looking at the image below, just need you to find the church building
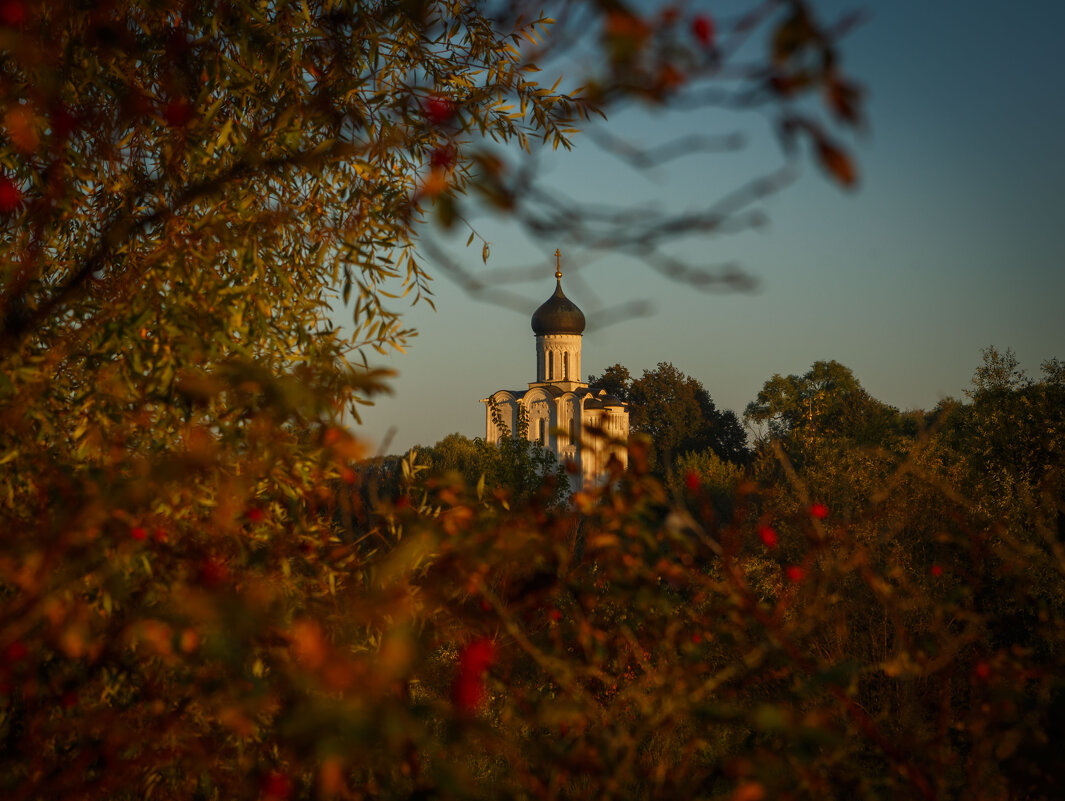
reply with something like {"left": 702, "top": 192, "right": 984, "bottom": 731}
{"left": 482, "top": 251, "right": 629, "bottom": 491}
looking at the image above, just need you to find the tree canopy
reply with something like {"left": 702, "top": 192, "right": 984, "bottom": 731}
{"left": 590, "top": 361, "right": 748, "bottom": 472}
{"left": 744, "top": 359, "right": 907, "bottom": 451}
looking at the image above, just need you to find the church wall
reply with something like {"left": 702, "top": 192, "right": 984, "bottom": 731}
{"left": 606, "top": 408, "right": 630, "bottom": 472}
{"left": 555, "top": 395, "right": 582, "bottom": 489}
{"left": 534, "top": 334, "right": 581, "bottom": 383}
{"left": 558, "top": 395, "right": 580, "bottom": 450}
{"left": 578, "top": 403, "right": 630, "bottom": 487}
{"left": 522, "top": 388, "right": 556, "bottom": 450}
{"left": 579, "top": 407, "right": 602, "bottom": 487}
{"left": 484, "top": 392, "right": 519, "bottom": 443}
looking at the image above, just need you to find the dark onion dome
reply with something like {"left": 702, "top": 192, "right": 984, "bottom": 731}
{"left": 600, "top": 393, "right": 625, "bottom": 407}
{"left": 531, "top": 278, "right": 586, "bottom": 335}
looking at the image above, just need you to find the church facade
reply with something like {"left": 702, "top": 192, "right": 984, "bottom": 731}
{"left": 481, "top": 252, "right": 629, "bottom": 491}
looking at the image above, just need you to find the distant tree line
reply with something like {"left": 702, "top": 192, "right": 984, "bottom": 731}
{"left": 359, "top": 361, "right": 750, "bottom": 515}
{"left": 363, "top": 348, "right": 1064, "bottom": 555}
{"left": 325, "top": 346, "right": 1065, "bottom": 801}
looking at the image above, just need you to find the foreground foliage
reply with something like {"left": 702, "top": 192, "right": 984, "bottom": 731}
{"left": 2, "top": 351, "right": 1062, "bottom": 801}
{"left": 7, "top": 2, "right": 1061, "bottom": 800}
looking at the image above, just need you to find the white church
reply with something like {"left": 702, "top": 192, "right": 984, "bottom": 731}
{"left": 482, "top": 251, "right": 629, "bottom": 491}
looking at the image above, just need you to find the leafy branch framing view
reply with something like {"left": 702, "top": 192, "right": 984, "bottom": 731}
{"left": 0, "top": 2, "right": 1061, "bottom": 801}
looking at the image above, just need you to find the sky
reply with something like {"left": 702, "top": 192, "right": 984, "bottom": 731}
{"left": 345, "top": 0, "right": 1065, "bottom": 455}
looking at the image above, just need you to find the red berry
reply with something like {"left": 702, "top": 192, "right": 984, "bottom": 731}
{"left": 452, "top": 642, "right": 494, "bottom": 710}
{"left": 549, "top": 608, "right": 562, "bottom": 622}
{"left": 758, "top": 526, "right": 778, "bottom": 549}
{"left": 430, "top": 145, "right": 455, "bottom": 169}
{"left": 261, "top": 771, "right": 292, "bottom": 801}
{"left": 691, "top": 14, "right": 715, "bottom": 47}
{"left": 423, "top": 96, "right": 454, "bottom": 125}
{"left": 691, "top": 632, "right": 702, "bottom": 644}
{"left": 656, "top": 63, "right": 685, "bottom": 92}
{"left": 809, "top": 503, "right": 829, "bottom": 519}
{"left": 0, "top": 177, "right": 22, "bottom": 214}
{"left": 246, "top": 507, "right": 265, "bottom": 523}
{"left": 163, "top": 99, "right": 191, "bottom": 127}
{"left": 785, "top": 565, "right": 805, "bottom": 584}
{"left": 50, "top": 107, "right": 77, "bottom": 140}
{"left": 973, "top": 661, "right": 991, "bottom": 681}
{"left": 684, "top": 470, "right": 700, "bottom": 492}
{"left": 130, "top": 526, "right": 148, "bottom": 541}
{"left": 0, "top": 1, "right": 26, "bottom": 27}
{"left": 930, "top": 564, "right": 943, "bottom": 577}
{"left": 452, "top": 638, "right": 495, "bottom": 713}
{"left": 5, "top": 641, "right": 28, "bottom": 663}
{"left": 459, "top": 638, "right": 497, "bottom": 674}
{"left": 198, "top": 559, "right": 228, "bottom": 588}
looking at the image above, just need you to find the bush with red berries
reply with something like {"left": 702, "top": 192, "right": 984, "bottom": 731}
{"left": 4, "top": 2, "right": 1050, "bottom": 800}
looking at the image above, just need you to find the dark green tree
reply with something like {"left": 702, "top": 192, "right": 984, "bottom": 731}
{"left": 434, "top": 430, "right": 569, "bottom": 507}
{"left": 591, "top": 361, "right": 748, "bottom": 474}
{"left": 418, "top": 433, "right": 490, "bottom": 487}
{"left": 586, "top": 363, "right": 632, "bottom": 403}
{"left": 946, "top": 347, "right": 1065, "bottom": 524}
{"left": 744, "top": 359, "right": 907, "bottom": 452}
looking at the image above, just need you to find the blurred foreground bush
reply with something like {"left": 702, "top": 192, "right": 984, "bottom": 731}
{"left": 3, "top": 1, "right": 1060, "bottom": 799}
{"left": 3, "top": 414, "right": 1063, "bottom": 800}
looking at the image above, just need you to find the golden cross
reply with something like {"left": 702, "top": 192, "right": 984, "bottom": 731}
{"left": 554, "top": 248, "right": 562, "bottom": 279}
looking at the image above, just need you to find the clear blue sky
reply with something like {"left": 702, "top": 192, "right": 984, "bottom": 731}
{"left": 346, "top": 0, "right": 1065, "bottom": 454}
